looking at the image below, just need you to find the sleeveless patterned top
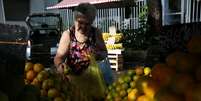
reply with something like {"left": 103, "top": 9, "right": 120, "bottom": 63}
{"left": 66, "top": 26, "right": 96, "bottom": 74}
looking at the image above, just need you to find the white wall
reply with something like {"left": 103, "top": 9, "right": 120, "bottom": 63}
{"left": 30, "top": 0, "right": 45, "bottom": 14}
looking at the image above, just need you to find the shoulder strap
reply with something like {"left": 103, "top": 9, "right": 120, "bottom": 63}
{"left": 68, "top": 26, "right": 76, "bottom": 41}
{"left": 90, "top": 26, "right": 97, "bottom": 44}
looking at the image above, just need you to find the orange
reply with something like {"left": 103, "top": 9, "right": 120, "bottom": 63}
{"left": 31, "top": 78, "right": 40, "bottom": 87}
{"left": 154, "top": 88, "right": 182, "bottom": 101}
{"left": 166, "top": 51, "right": 183, "bottom": 67}
{"left": 33, "top": 63, "right": 44, "bottom": 73}
{"left": 47, "top": 88, "right": 59, "bottom": 98}
{"left": 170, "top": 73, "right": 194, "bottom": 95}
{"left": 26, "top": 70, "right": 36, "bottom": 81}
{"left": 136, "top": 95, "right": 152, "bottom": 101}
{"left": 40, "top": 89, "right": 47, "bottom": 96}
{"left": 135, "top": 66, "right": 144, "bottom": 75}
{"left": 128, "top": 88, "right": 138, "bottom": 101}
{"left": 184, "top": 84, "right": 194, "bottom": 101}
{"left": 54, "top": 97, "right": 64, "bottom": 101}
{"left": 143, "top": 78, "right": 160, "bottom": 98}
{"left": 191, "top": 84, "right": 201, "bottom": 101}
{"left": 176, "top": 53, "right": 195, "bottom": 73}
{"left": 36, "top": 70, "right": 49, "bottom": 82}
{"left": 195, "top": 65, "right": 201, "bottom": 82}
{"left": 25, "top": 62, "right": 34, "bottom": 72}
{"left": 42, "top": 79, "right": 54, "bottom": 90}
{"left": 24, "top": 79, "right": 30, "bottom": 85}
{"left": 151, "top": 63, "right": 175, "bottom": 86}
{"left": 187, "top": 35, "right": 201, "bottom": 54}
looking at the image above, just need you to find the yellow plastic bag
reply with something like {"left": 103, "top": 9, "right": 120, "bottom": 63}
{"left": 68, "top": 54, "right": 106, "bottom": 101}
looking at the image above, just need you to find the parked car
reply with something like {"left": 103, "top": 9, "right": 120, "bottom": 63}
{"left": 25, "top": 13, "right": 62, "bottom": 65}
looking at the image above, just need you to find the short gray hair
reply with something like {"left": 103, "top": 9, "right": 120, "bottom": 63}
{"left": 74, "top": 3, "right": 97, "bottom": 24}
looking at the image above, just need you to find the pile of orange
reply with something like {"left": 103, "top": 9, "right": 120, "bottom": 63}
{"left": 24, "top": 62, "right": 67, "bottom": 101}
{"left": 105, "top": 35, "right": 201, "bottom": 101}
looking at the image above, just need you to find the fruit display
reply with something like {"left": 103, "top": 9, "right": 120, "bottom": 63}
{"left": 105, "top": 35, "right": 201, "bottom": 101}
{"left": 102, "top": 32, "right": 124, "bottom": 50}
{"left": 106, "top": 43, "right": 123, "bottom": 50}
{"left": 105, "top": 66, "right": 152, "bottom": 101}
{"left": 24, "top": 62, "right": 72, "bottom": 101}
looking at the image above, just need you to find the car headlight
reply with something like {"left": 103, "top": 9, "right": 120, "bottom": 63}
{"left": 50, "top": 47, "right": 57, "bottom": 55}
{"left": 26, "top": 40, "right": 31, "bottom": 60}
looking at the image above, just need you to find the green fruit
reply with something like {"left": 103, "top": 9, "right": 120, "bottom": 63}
{"left": 130, "top": 81, "right": 136, "bottom": 88}
{"left": 127, "top": 88, "right": 132, "bottom": 93}
{"left": 54, "top": 97, "right": 64, "bottom": 101}
{"left": 111, "top": 91, "right": 118, "bottom": 97}
{"left": 122, "top": 96, "right": 128, "bottom": 101}
{"left": 112, "top": 82, "right": 117, "bottom": 87}
{"left": 25, "top": 62, "right": 34, "bottom": 72}
{"left": 127, "top": 70, "right": 135, "bottom": 77}
{"left": 133, "top": 75, "right": 140, "bottom": 81}
{"left": 116, "top": 85, "right": 122, "bottom": 92}
{"left": 144, "top": 67, "right": 151, "bottom": 76}
{"left": 124, "top": 76, "right": 132, "bottom": 83}
{"left": 37, "top": 70, "right": 48, "bottom": 82}
{"left": 42, "top": 79, "right": 54, "bottom": 90}
{"left": 64, "top": 66, "right": 70, "bottom": 75}
{"left": 47, "top": 88, "right": 59, "bottom": 98}
{"left": 108, "top": 85, "right": 113, "bottom": 91}
{"left": 106, "top": 93, "right": 113, "bottom": 100}
{"left": 114, "top": 96, "right": 122, "bottom": 101}
{"left": 117, "top": 77, "right": 124, "bottom": 84}
{"left": 0, "top": 91, "right": 9, "bottom": 101}
{"left": 121, "top": 83, "right": 129, "bottom": 90}
{"left": 119, "top": 90, "right": 127, "bottom": 97}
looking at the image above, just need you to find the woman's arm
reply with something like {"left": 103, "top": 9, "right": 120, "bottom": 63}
{"left": 54, "top": 30, "right": 70, "bottom": 67}
{"left": 95, "top": 28, "right": 108, "bottom": 61}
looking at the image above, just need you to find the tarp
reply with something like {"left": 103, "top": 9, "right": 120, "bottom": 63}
{"left": 46, "top": 0, "right": 121, "bottom": 9}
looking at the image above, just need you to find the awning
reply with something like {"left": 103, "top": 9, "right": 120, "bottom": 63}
{"left": 46, "top": 0, "right": 133, "bottom": 10}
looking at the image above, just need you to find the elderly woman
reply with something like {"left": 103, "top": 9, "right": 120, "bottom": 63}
{"left": 54, "top": 3, "right": 110, "bottom": 100}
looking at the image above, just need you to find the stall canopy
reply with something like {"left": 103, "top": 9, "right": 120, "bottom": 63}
{"left": 46, "top": 0, "right": 135, "bottom": 9}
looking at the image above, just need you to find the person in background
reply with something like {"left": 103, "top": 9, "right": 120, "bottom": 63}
{"left": 54, "top": 3, "right": 113, "bottom": 100}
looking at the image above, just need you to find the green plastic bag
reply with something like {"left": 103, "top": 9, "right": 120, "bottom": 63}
{"left": 68, "top": 54, "right": 106, "bottom": 101}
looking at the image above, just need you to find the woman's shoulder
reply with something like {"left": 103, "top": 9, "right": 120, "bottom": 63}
{"left": 62, "top": 30, "right": 70, "bottom": 35}
{"left": 61, "top": 29, "right": 71, "bottom": 40}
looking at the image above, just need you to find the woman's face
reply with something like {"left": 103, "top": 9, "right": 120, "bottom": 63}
{"left": 75, "top": 16, "right": 91, "bottom": 35}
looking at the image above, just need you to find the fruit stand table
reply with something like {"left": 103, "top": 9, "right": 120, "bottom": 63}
{"left": 107, "top": 49, "right": 124, "bottom": 71}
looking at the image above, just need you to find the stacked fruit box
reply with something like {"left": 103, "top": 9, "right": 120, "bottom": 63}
{"left": 102, "top": 32, "right": 124, "bottom": 71}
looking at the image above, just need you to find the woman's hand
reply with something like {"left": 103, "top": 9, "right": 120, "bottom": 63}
{"left": 56, "top": 63, "right": 66, "bottom": 74}
{"left": 56, "top": 63, "right": 71, "bottom": 75}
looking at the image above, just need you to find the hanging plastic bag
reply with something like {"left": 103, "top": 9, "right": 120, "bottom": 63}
{"left": 97, "top": 57, "right": 114, "bottom": 86}
{"left": 68, "top": 54, "right": 107, "bottom": 101}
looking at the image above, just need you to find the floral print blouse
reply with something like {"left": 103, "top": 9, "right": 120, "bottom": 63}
{"left": 66, "top": 26, "right": 96, "bottom": 74}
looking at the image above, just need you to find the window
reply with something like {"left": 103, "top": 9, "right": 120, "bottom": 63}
{"left": 3, "top": 0, "right": 29, "bottom": 21}
{"left": 162, "top": 0, "right": 184, "bottom": 25}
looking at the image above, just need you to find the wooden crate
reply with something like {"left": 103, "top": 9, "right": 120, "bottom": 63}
{"left": 107, "top": 49, "right": 124, "bottom": 71}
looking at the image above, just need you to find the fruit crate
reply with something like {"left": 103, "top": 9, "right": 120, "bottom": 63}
{"left": 107, "top": 49, "right": 124, "bottom": 71}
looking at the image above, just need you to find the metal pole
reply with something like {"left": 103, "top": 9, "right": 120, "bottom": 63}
{"left": 181, "top": 0, "right": 185, "bottom": 23}
{"left": 196, "top": 0, "right": 199, "bottom": 21}
{"left": 192, "top": 0, "right": 195, "bottom": 22}
{"left": 0, "top": 0, "right": 6, "bottom": 23}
